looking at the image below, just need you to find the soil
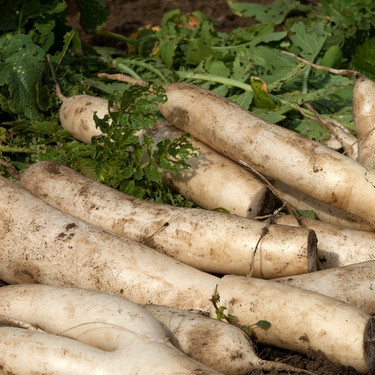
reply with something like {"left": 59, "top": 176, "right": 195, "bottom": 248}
{"left": 65, "top": 1, "right": 367, "bottom": 374}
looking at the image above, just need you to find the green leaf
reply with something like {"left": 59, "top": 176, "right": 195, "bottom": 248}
{"left": 250, "top": 77, "right": 278, "bottom": 109}
{"left": 294, "top": 210, "right": 316, "bottom": 219}
{"left": 289, "top": 21, "right": 328, "bottom": 60}
{"left": 74, "top": 0, "right": 109, "bottom": 33}
{"left": 255, "top": 320, "right": 271, "bottom": 329}
{"left": 0, "top": 33, "right": 45, "bottom": 119}
{"left": 227, "top": 0, "right": 306, "bottom": 25}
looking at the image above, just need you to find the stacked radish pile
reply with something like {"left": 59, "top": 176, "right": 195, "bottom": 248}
{"left": 0, "top": 68, "right": 374, "bottom": 374}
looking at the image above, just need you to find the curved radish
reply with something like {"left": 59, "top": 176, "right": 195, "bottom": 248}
{"left": 353, "top": 75, "right": 375, "bottom": 168}
{"left": 144, "top": 304, "right": 316, "bottom": 375}
{"left": 19, "top": 161, "right": 317, "bottom": 278}
{"left": 275, "top": 260, "right": 375, "bottom": 314}
{"left": 157, "top": 82, "right": 375, "bottom": 225}
{"left": 0, "top": 284, "right": 219, "bottom": 375}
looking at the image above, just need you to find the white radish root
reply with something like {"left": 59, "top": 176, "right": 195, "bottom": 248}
{"left": 353, "top": 75, "right": 375, "bottom": 168}
{"left": 275, "top": 260, "right": 375, "bottom": 314}
{"left": 56, "top": 86, "right": 109, "bottom": 144}
{"left": 147, "top": 121, "right": 274, "bottom": 218}
{"left": 275, "top": 214, "right": 375, "bottom": 268}
{"left": 56, "top": 80, "right": 273, "bottom": 218}
{"left": 19, "top": 161, "right": 317, "bottom": 278}
{"left": 0, "top": 176, "right": 374, "bottom": 373}
{"left": 144, "top": 304, "right": 317, "bottom": 375}
{"left": 0, "top": 284, "right": 220, "bottom": 375}
{"left": 272, "top": 179, "right": 374, "bottom": 231}
{"left": 215, "top": 275, "right": 375, "bottom": 374}
{"left": 156, "top": 81, "right": 375, "bottom": 225}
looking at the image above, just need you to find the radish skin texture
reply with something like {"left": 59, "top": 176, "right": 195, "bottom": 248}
{"left": 59, "top": 94, "right": 109, "bottom": 143}
{"left": 353, "top": 76, "right": 375, "bottom": 168}
{"left": 20, "top": 161, "right": 317, "bottom": 278}
{"left": 159, "top": 82, "right": 375, "bottom": 225}
{"left": 58, "top": 91, "right": 273, "bottom": 218}
{"left": 0, "top": 177, "right": 374, "bottom": 372}
{"left": 275, "top": 260, "right": 375, "bottom": 314}
{"left": 0, "top": 175, "right": 218, "bottom": 311}
{"left": 144, "top": 305, "right": 316, "bottom": 375}
{"left": 272, "top": 179, "right": 374, "bottom": 231}
{"left": 275, "top": 215, "right": 375, "bottom": 268}
{"left": 147, "top": 121, "right": 274, "bottom": 218}
{"left": 215, "top": 275, "right": 375, "bottom": 374}
{"left": 0, "top": 284, "right": 220, "bottom": 375}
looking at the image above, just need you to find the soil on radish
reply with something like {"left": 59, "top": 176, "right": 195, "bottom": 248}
{"left": 44, "top": 1, "right": 368, "bottom": 374}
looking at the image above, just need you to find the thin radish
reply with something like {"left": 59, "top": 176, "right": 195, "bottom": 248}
{"left": 353, "top": 75, "right": 375, "bottom": 168}
{"left": 0, "top": 176, "right": 374, "bottom": 373}
{"left": 19, "top": 161, "right": 317, "bottom": 278}
{"left": 275, "top": 260, "right": 375, "bottom": 314}
{"left": 275, "top": 214, "right": 375, "bottom": 268}
{"left": 272, "top": 179, "right": 374, "bottom": 231}
{"left": 0, "top": 284, "right": 220, "bottom": 375}
{"left": 144, "top": 304, "right": 317, "bottom": 375}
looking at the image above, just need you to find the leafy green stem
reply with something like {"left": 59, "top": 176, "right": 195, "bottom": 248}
{"left": 0, "top": 146, "right": 36, "bottom": 154}
{"left": 176, "top": 71, "right": 254, "bottom": 92}
{"left": 117, "top": 59, "right": 169, "bottom": 84}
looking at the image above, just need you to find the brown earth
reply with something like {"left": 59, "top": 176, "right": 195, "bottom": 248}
{"left": 67, "top": 1, "right": 364, "bottom": 374}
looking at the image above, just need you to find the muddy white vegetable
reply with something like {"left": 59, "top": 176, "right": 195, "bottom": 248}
{"left": 0, "top": 284, "right": 220, "bottom": 375}
{"left": 19, "top": 161, "right": 316, "bottom": 278}
{"left": 156, "top": 82, "right": 375, "bottom": 225}
{"left": 56, "top": 86, "right": 108, "bottom": 144}
{"left": 147, "top": 121, "right": 274, "bottom": 218}
{"left": 353, "top": 75, "right": 375, "bottom": 168}
{"left": 272, "top": 179, "right": 374, "bottom": 231}
{"left": 0, "top": 177, "right": 374, "bottom": 373}
{"left": 275, "top": 214, "right": 375, "bottom": 268}
{"left": 56, "top": 81, "right": 273, "bottom": 218}
{"left": 275, "top": 260, "right": 375, "bottom": 314}
{"left": 144, "top": 305, "right": 317, "bottom": 375}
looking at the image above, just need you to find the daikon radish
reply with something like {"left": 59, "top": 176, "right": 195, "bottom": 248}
{"left": 144, "top": 304, "right": 316, "bottom": 375}
{"left": 215, "top": 275, "right": 374, "bottom": 374}
{"left": 275, "top": 214, "right": 375, "bottom": 268}
{"left": 0, "top": 284, "right": 220, "bottom": 375}
{"left": 157, "top": 82, "right": 375, "bottom": 225}
{"left": 54, "top": 76, "right": 273, "bottom": 218}
{"left": 147, "top": 121, "right": 274, "bottom": 218}
{"left": 272, "top": 179, "right": 374, "bottom": 231}
{"left": 275, "top": 260, "right": 375, "bottom": 314}
{"left": 19, "top": 161, "right": 316, "bottom": 278}
{"left": 353, "top": 75, "right": 375, "bottom": 168}
{"left": 0, "top": 176, "right": 373, "bottom": 373}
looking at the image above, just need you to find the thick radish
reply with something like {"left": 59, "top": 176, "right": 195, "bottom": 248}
{"left": 147, "top": 121, "right": 274, "bottom": 218}
{"left": 272, "top": 179, "right": 374, "bottom": 231}
{"left": 0, "top": 177, "right": 374, "bottom": 373}
{"left": 275, "top": 260, "right": 375, "bottom": 314}
{"left": 157, "top": 82, "right": 375, "bottom": 225}
{"left": 56, "top": 83, "right": 273, "bottom": 218}
{"left": 353, "top": 75, "right": 375, "bottom": 168}
{"left": 0, "top": 284, "right": 219, "bottom": 375}
{"left": 19, "top": 161, "right": 316, "bottom": 278}
{"left": 275, "top": 214, "right": 375, "bottom": 268}
{"left": 144, "top": 304, "right": 316, "bottom": 375}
